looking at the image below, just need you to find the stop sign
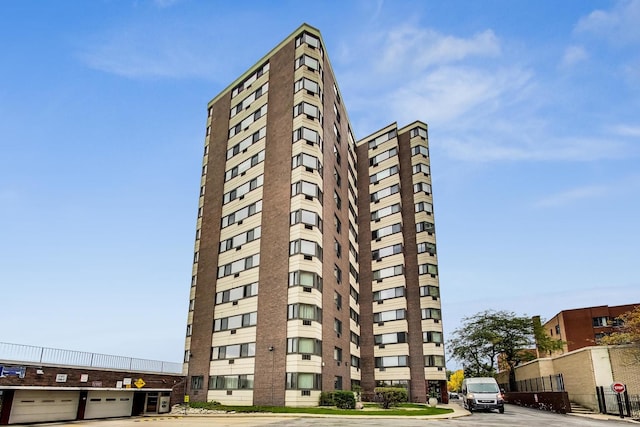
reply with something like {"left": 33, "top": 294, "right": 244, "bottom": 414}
{"left": 611, "top": 382, "right": 626, "bottom": 393}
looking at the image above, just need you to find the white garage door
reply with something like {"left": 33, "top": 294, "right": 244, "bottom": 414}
{"left": 9, "top": 390, "right": 79, "bottom": 424}
{"left": 84, "top": 391, "right": 134, "bottom": 419}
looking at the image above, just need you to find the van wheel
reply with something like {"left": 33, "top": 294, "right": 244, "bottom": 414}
{"left": 499, "top": 407, "right": 504, "bottom": 414}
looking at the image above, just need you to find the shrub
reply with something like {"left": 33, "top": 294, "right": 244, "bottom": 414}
{"left": 319, "top": 391, "right": 335, "bottom": 406}
{"left": 333, "top": 390, "right": 356, "bottom": 409}
{"left": 374, "top": 387, "right": 408, "bottom": 409}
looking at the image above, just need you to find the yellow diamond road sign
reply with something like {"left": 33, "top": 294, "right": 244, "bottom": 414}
{"left": 134, "top": 378, "right": 146, "bottom": 388}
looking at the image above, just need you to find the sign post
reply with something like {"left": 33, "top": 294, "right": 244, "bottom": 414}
{"left": 611, "top": 383, "right": 626, "bottom": 419}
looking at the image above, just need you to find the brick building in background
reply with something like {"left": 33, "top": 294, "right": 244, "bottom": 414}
{"left": 543, "top": 304, "right": 639, "bottom": 354}
{"left": 183, "top": 23, "right": 446, "bottom": 406}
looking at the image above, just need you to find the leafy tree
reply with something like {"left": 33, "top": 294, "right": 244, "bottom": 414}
{"left": 449, "top": 310, "right": 535, "bottom": 390}
{"left": 533, "top": 315, "right": 565, "bottom": 356}
{"left": 447, "top": 369, "right": 464, "bottom": 392}
{"left": 601, "top": 305, "right": 640, "bottom": 362}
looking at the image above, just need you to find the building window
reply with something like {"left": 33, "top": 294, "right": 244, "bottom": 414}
{"left": 286, "top": 372, "right": 322, "bottom": 390}
{"left": 413, "top": 163, "right": 430, "bottom": 175}
{"left": 374, "top": 332, "right": 407, "bottom": 345}
{"left": 372, "top": 223, "right": 402, "bottom": 240}
{"left": 371, "top": 184, "right": 399, "bottom": 203}
{"left": 419, "top": 263, "right": 438, "bottom": 276}
{"left": 225, "top": 150, "right": 265, "bottom": 181}
{"left": 420, "top": 285, "right": 440, "bottom": 298}
{"left": 334, "top": 239, "right": 342, "bottom": 258}
{"left": 334, "top": 318, "right": 343, "bottom": 336}
{"left": 416, "top": 221, "right": 435, "bottom": 234}
{"left": 289, "top": 239, "right": 323, "bottom": 259}
{"left": 350, "top": 331, "right": 360, "bottom": 346}
{"left": 292, "top": 180, "right": 323, "bottom": 202}
{"left": 294, "top": 78, "right": 320, "bottom": 96}
{"left": 333, "top": 144, "right": 341, "bottom": 165}
{"left": 373, "top": 286, "right": 405, "bottom": 302}
{"left": 231, "top": 82, "right": 269, "bottom": 118}
{"left": 231, "top": 62, "right": 269, "bottom": 98}
{"left": 220, "top": 226, "right": 261, "bottom": 253}
{"left": 191, "top": 375, "right": 203, "bottom": 390}
{"left": 421, "top": 308, "right": 442, "bottom": 320}
{"left": 227, "top": 127, "right": 266, "bottom": 160}
{"left": 372, "top": 243, "right": 402, "bottom": 260}
{"left": 372, "top": 265, "right": 404, "bottom": 281}
{"left": 375, "top": 355, "right": 408, "bottom": 368}
{"left": 289, "top": 270, "right": 323, "bottom": 291}
{"left": 334, "top": 214, "right": 341, "bottom": 233}
{"left": 415, "top": 201, "right": 433, "bottom": 214}
{"left": 334, "top": 167, "right": 341, "bottom": 187}
{"left": 223, "top": 175, "right": 264, "bottom": 204}
{"left": 417, "top": 242, "right": 436, "bottom": 255}
{"left": 370, "top": 165, "right": 399, "bottom": 184}
{"left": 333, "top": 191, "right": 341, "bottom": 209}
{"left": 287, "top": 337, "right": 322, "bottom": 355}
{"left": 214, "top": 312, "right": 257, "bottom": 331}
{"left": 423, "top": 331, "right": 443, "bottom": 343}
{"left": 209, "top": 375, "right": 254, "bottom": 390}
{"left": 334, "top": 292, "right": 342, "bottom": 310}
{"left": 410, "top": 127, "right": 428, "bottom": 139}
{"left": 294, "top": 101, "right": 321, "bottom": 120}
{"left": 413, "top": 182, "right": 432, "bottom": 195}
{"left": 217, "top": 254, "right": 260, "bottom": 278}
{"left": 295, "top": 32, "right": 321, "bottom": 50}
{"left": 221, "top": 200, "right": 262, "bottom": 228}
{"left": 291, "top": 209, "right": 322, "bottom": 230}
{"left": 351, "top": 355, "right": 361, "bottom": 369}
{"left": 334, "top": 347, "right": 343, "bottom": 363}
{"left": 334, "top": 376, "right": 343, "bottom": 390}
{"left": 371, "top": 203, "right": 401, "bottom": 221}
{"left": 295, "top": 54, "right": 320, "bottom": 72}
{"left": 186, "top": 324, "right": 192, "bottom": 336}
{"left": 424, "top": 355, "right": 445, "bottom": 367}
{"left": 367, "top": 129, "right": 397, "bottom": 150}
{"left": 350, "top": 286, "right": 359, "bottom": 303}
{"left": 292, "top": 152, "right": 322, "bottom": 174}
{"left": 288, "top": 303, "right": 323, "bottom": 322}
{"left": 215, "top": 282, "right": 258, "bottom": 304}
{"left": 352, "top": 307, "right": 361, "bottom": 326}
{"left": 373, "top": 309, "right": 406, "bottom": 323}
{"left": 370, "top": 147, "right": 398, "bottom": 166}
{"left": 228, "top": 104, "right": 267, "bottom": 138}
{"left": 411, "top": 145, "right": 429, "bottom": 156}
{"left": 592, "top": 317, "right": 609, "bottom": 327}
{"left": 212, "top": 343, "right": 256, "bottom": 360}
{"left": 334, "top": 264, "right": 342, "bottom": 284}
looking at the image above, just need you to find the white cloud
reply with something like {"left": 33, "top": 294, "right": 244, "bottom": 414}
{"left": 610, "top": 124, "right": 640, "bottom": 137}
{"left": 534, "top": 185, "right": 609, "bottom": 208}
{"left": 561, "top": 45, "right": 588, "bottom": 67}
{"left": 78, "top": 26, "right": 219, "bottom": 79}
{"left": 378, "top": 26, "right": 500, "bottom": 73}
{"left": 387, "top": 65, "right": 533, "bottom": 125}
{"left": 575, "top": 0, "right": 640, "bottom": 44}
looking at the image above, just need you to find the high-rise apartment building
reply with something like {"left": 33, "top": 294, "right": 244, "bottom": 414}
{"left": 183, "top": 23, "right": 445, "bottom": 407}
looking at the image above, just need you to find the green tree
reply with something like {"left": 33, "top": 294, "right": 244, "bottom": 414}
{"left": 533, "top": 315, "right": 565, "bottom": 356}
{"left": 447, "top": 369, "right": 464, "bottom": 392}
{"left": 449, "top": 310, "right": 535, "bottom": 390}
{"left": 601, "top": 305, "right": 640, "bottom": 362}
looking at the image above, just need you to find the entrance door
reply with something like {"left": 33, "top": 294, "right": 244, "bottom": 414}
{"left": 145, "top": 393, "right": 158, "bottom": 413}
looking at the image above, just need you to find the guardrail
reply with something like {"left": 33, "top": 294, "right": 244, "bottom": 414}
{"left": 0, "top": 342, "right": 182, "bottom": 374}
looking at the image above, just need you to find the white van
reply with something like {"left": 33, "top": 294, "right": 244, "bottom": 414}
{"left": 461, "top": 377, "right": 504, "bottom": 413}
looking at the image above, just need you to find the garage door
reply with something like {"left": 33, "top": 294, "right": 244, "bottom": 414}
{"left": 84, "top": 391, "right": 134, "bottom": 419}
{"left": 9, "top": 390, "right": 79, "bottom": 424}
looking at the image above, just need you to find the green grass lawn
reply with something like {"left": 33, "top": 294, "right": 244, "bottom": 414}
{"left": 188, "top": 402, "right": 452, "bottom": 416}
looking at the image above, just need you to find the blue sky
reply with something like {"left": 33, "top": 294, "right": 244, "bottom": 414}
{"left": 1, "top": 0, "right": 639, "bottom": 365}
